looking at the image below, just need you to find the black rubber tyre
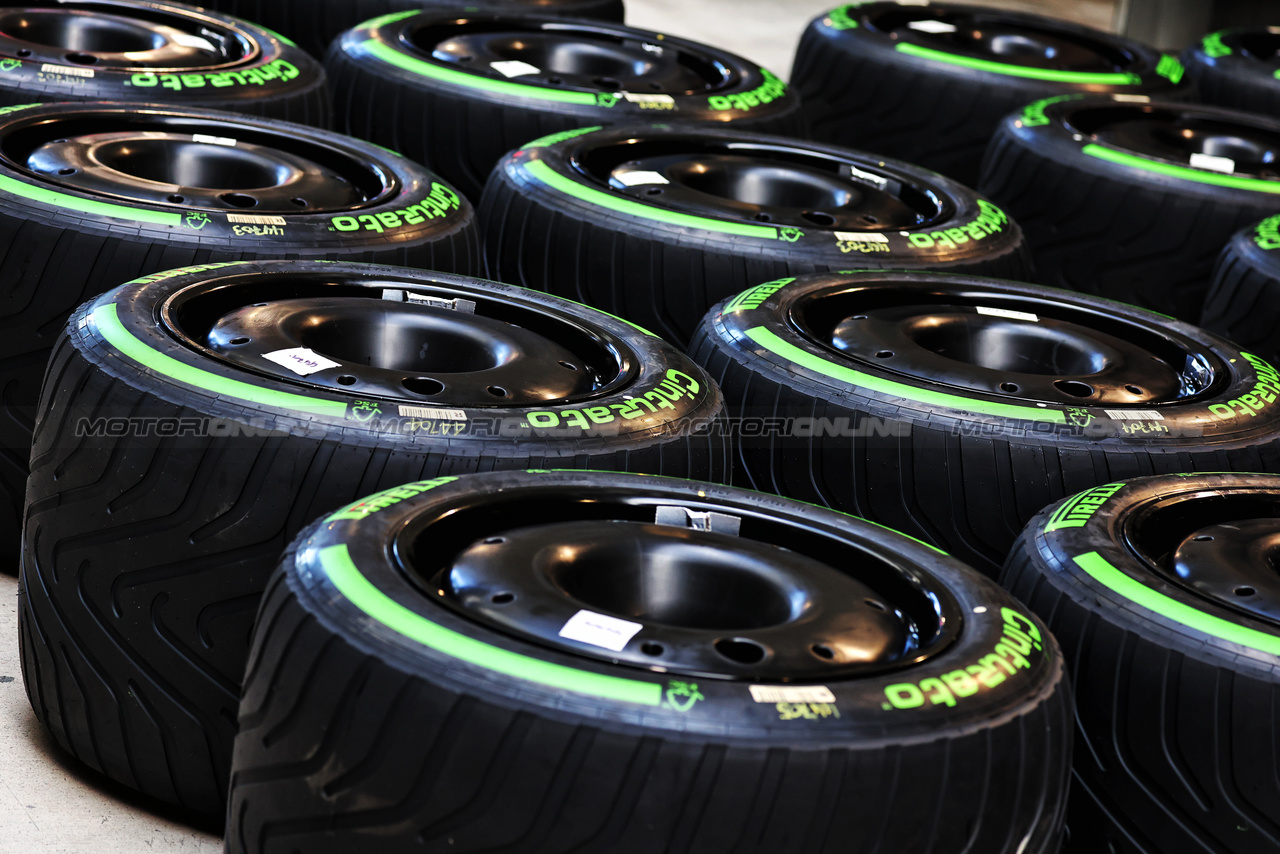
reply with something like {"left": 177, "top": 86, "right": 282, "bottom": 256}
{"left": 978, "top": 94, "right": 1280, "bottom": 323}
{"left": 226, "top": 468, "right": 1071, "bottom": 854}
{"left": 480, "top": 124, "right": 1031, "bottom": 347}
{"left": 0, "top": 0, "right": 331, "bottom": 126}
{"left": 1202, "top": 216, "right": 1280, "bottom": 365}
{"left": 197, "top": 0, "right": 625, "bottom": 59}
{"left": 325, "top": 11, "right": 802, "bottom": 202}
{"left": 0, "top": 101, "right": 480, "bottom": 574}
{"left": 1182, "top": 28, "right": 1280, "bottom": 116}
{"left": 690, "top": 269, "right": 1280, "bottom": 575}
{"left": 1001, "top": 473, "right": 1280, "bottom": 853}
{"left": 792, "top": 2, "right": 1188, "bottom": 186}
{"left": 18, "top": 261, "right": 728, "bottom": 814}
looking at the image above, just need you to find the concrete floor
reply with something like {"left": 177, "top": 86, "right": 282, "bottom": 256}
{"left": 0, "top": 1, "right": 1116, "bottom": 851}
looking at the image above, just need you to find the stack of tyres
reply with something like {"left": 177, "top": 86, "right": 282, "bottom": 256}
{"left": 792, "top": 1, "right": 1188, "bottom": 185}
{"left": 0, "top": 0, "right": 331, "bottom": 125}
{"left": 1183, "top": 27, "right": 1280, "bottom": 115}
{"left": 0, "top": 101, "right": 481, "bottom": 569}
{"left": 195, "top": 0, "right": 626, "bottom": 58}
{"left": 1201, "top": 216, "right": 1280, "bottom": 366}
{"left": 324, "top": 11, "right": 804, "bottom": 200}
{"left": 18, "top": 261, "right": 730, "bottom": 813}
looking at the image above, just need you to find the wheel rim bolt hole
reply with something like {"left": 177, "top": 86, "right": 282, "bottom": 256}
{"left": 1194, "top": 535, "right": 1214, "bottom": 542}
{"left": 865, "top": 598, "right": 887, "bottom": 611}
{"left": 640, "top": 642, "right": 664, "bottom": 657}
{"left": 230, "top": 337, "right": 250, "bottom": 346}
{"left": 490, "top": 592, "right": 515, "bottom": 604}
{"left": 646, "top": 187, "right": 663, "bottom": 195}
{"left": 290, "top": 198, "right": 307, "bottom": 207}
{"left": 1000, "top": 382, "right": 1018, "bottom": 393}
{"left": 1125, "top": 384, "right": 1143, "bottom": 395}
{"left": 487, "top": 385, "right": 508, "bottom": 398}
{"left": 1054, "top": 380, "right": 1094, "bottom": 398}
{"left": 875, "top": 350, "right": 893, "bottom": 359}
{"left": 810, "top": 643, "right": 835, "bottom": 660}
{"left": 559, "top": 361, "right": 578, "bottom": 371}
{"left": 168, "top": 194, "right": 185, "bottom": 203}
{"left": 714, "top": 638, "right": 767, "bottom": 664}
{"left": 220, "top": 193, "right": 258, "bottom": 208}
{"left": 336, "top": 375, "right": 356, "bottom": 386}
{"left": 1236, "top": 586, "right": 1256, "bottom": 597}
{"left": 482, "top": 537, "right": 505, "bottom": 545}
{"left": 754, "top": 212, "right": 772, "bottom": 222}
{"left": 17, "top": 49, "right": 30, "bottom": 57}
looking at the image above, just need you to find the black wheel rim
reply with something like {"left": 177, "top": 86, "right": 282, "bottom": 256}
{"left": 1125, "top": 490, "right": 1280, "bottom": 628}
{"left": 1218, "top": 28, "right": 1280, "bottom": 65}
{"left": 161, "top": 274, "right": 638, "bottom": 408}
{"left": 1066, "top": 104, "right": 1280, "bottom": 179}
{"left": 789, "top": 283, "right": 1223, "bottom": 407}
{"left": 393, "top": 485, "right": 962, "bottom": 681}
{"left": 862, "top": 3, "right": 1135, "bottom": 73}
{"left": 2, "top": 111, "right": 396, "bottom": 214}
{"left": 571, "top": 137, "right": 952, "bottom": 232}
{"left": 0, "top": 3, "right": 254, "bottom": 70}
{"left": 404, "top": 17, "right": 729, "bottom": 95}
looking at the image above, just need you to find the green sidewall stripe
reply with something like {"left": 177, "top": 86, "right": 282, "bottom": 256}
{"left": 0, "top": 172, "right": 182, "bottom": 226}
{"left": 361, "top": 40, "right": 599, "bottom": 105}
{"left": 895, "top": 42, "right": 1141, "bottom": 84}
{"left": 525, "top": 159, "right": 779, "bottom": 239}
{"left": 1083, "top": 144, "right": 1280, "bottom": 194}
{"left": 317, "top": 543, "right": 665, "bottom": 706}
{"left": 1073, "top": 551, "right": 1280, "bottom": 656}
{"left": 744, "top": 326, "right": 1066, "bottom": 423}
{"left": 92, "top": 303, "right": 348, "bottom": 416}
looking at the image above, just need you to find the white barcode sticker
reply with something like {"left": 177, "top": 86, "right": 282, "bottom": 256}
{"left": 1104, "top": 410, "right": 1165, "bottom": 420}
{"left": 227, "top": 214, "right": 286, "bottom": 225}
{"left": 490, "top": 60, "right": 540, "bottom": 78}
{"left": 749, "top": 685, "right": 837, "bottom": 704}
{"left": 849, "top": 164, "right": 888, "bottom": 187}
{"left": 1189, "top": 152, "right": 1236, "bottom": 174}
{"left": 558, "top": 610, "right": 643, "bottom": 652}
{"left": 908, "top": 20, "right": 957, "bottom": 33}
{"left": 833, "top": 231, "right": 888, "bottom": 243}
{"left": 397, "top": 405, "right": 468, "bottom": 421}
{"left": 623, "top": 92, "right": 676, "bottom": 106}
{"left": 977, "top": 306, "right": 1039, "bottom": 322}
{"left": 1111, "top": 94, "right": 1151, "bottom": 103}
{"left": 617, "top": 170, "right": 669, "bottom": 187}
{"left": 41, "top": 64, "right": 93, "bottom": 78}
{"left": 262, "top": 347, "right": 341, "bottom": 376}
{"left": 193, "top": 133, "right": 237, "bottom": 147}
{"left": 172, "top": 32, "right": 217, "bottom": 52}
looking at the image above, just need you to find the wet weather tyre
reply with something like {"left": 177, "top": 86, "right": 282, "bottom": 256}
{"left": 226, "top": 469, "right": 1071, "bottom": 854}
{"left": 1001, "top": 473, "right": 1280, "bottom": 854}
{"left": 325, "top": 11, "right": 802, "bottom": 201}
{"left": 1182, "top": 28, "right": 1280, "bottom": 116}
{"left": 197, "top": 0, "right": 625, "bottom": 59}
{"left": 480, "top": 125, "right": 1030, "bottom": 347}
{"left": 1200, "top": 216, "right": 1280, "bottom": 365}
{"left": 978, "top": 95, "right": 1280, "bottom": 323}
{"left": 689, "top": 270, "right": 1280, "bottom": 575}
{"left": 0, "top": 0, "right": 331, "bottom": 126}
{"left": 0, "top": 101, "right": 479, "bottom": 574}
{"left": 791, "top": 2, "right": 1188, "bottom": 186}
{"left": 17, "top": 261, "right": 727, "bottom": 814}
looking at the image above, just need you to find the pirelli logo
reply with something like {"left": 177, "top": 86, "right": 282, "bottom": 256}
{"left": 1045, "top": 482, "right": 1126, "bottom": 532}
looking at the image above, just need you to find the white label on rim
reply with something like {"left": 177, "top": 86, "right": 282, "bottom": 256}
{"left": 749, "top": 685, "right": 837, "bottom": 704}
{"left": 1189, "top": 152, "right": 1236, "bottom": 174}
{"left": 1104, "top": 410, "right": 1165, "bottom": 420}
{"left": 849, "top": 164, "right": 889, "bottom": 186}
{"left": 262, "top": 347, "right": 341, "bottom": 376}
{"left": 976, "top": 306, "right": 1039, "bottom": 322}
{"left": 834, "top": 231, "right": 888, "bottom": 243}
{"left": 623, "top": 92, "right": 676, "bottom": 106}
{"left": 397, "top": 405, "right": 468, "bottom": 421}
{"left": 558, "top": 610, "right": 644, "bottom": 652}
{"left": 490, "top": 60, "right": 540, "bottom": 78}
{"left": 1111, "top": 94, "right": 1152, "bottom": 103}
{"left": 227, "top": 214, "right": 286, "bottom": 225}
{"left": 172, "top": 32, "right": 217, "bottom": 52}
{"left": 908, "top": 20, "right": 957, "bottom": 33}
{"left": 193, "top": 133, "right": 237, "bottom": 147}
{"left": 41, "top": 64, "right": 93, "bottom": 77}
{"left": 616, "top": 170, "right": 670, "bottom": 187}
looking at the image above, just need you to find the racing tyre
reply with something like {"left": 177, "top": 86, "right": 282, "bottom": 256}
{"left": 1183, "top": 28, "right": 1280, "bottom": 116}
{"left": 17, "top": 260, "right": 728, "bottom": 813}
{"left": 325, "top": 11, "right": 802, "bottom": 201}
{"left": 0, "top": 101, "right": 479, "bottom": 573}
{"left": 792, "top": 2, "right": 1188, "bottom": 186}
{"left": 196, "top": 0, "right": 625, "bottom": 59}
{"left": 480, "top": 125, "right": 1030, "bottom": 346}
{"left": 1002, "top": 473, "right": 1280, "bottom": 854}
{"left": 690, "top": 270, "right": 1280, "bottom": 575}
{"left": 978, "top": 95, "right": 1280, "bottom": 322}
{"left": 226, "top": 469, "right": 1071, "bottom": 854}
{"left": 0, "top": 0, "right": 330, "bottom": 125}
{"left": 1201, "top": 215, "right": 1280, "bottom": 367}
